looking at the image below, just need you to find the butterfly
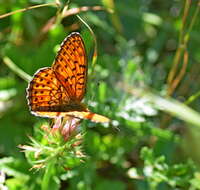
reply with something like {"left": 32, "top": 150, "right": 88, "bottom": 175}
{"left": 26, "top": 32, "right": 110, "bottom": 123}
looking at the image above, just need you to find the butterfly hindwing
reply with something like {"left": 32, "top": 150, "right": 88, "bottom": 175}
{"left": 27, "top": 68, "right": 69, "bottom": 115}
{"left": 64, "top": 111, "right": 110, "bottom": 123}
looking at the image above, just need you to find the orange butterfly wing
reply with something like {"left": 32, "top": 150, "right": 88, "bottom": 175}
{"left": 52, "top": 33, "right": 87, "bottom": 101}
{"left": 27, "top": 68, "right": 67, "bottom": 113}
{"left": 27, "top": 32, "right": 110, "bottom": 123}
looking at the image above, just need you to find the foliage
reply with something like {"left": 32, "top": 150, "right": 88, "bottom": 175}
{"left": 0, "top": 0, "right": 200, "bottom": 189}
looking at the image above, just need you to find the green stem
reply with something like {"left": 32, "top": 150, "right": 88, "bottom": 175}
{"left": 119, "top": 83, "right": 200, "bottom": 128}
{"left": 3, "top": 56, "right": 32, "bottom": 82}
{"left": 184, "top": 3, "right": 200, "bottom": 43}
{"left": 0, "top": 2, "right": 58, "bottom": 19}
{"left": 178, "top": 0, "right": 190, "bottom": 44}
{"left": 76, "top": 14, "right": 98, "bottom": 68}
{"left": 41, "top": 160, "right": 56, "bottom": 190}
{"left": 185, "top": 90, "right": 200, "bottom": 105}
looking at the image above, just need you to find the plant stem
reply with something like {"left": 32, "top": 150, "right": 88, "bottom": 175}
{"left": 41, "top": 161, "right": 56, "bottom": 190}
{"left": 167, "top": 0, "right": 191, "bottom": 88}
{"left": 3, "top": 57, "right": 32, "bottom": 82}
{"left": 0, "top": 2, "right": 59, "bottom": 19}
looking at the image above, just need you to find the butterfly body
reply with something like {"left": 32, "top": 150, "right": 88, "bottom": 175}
{"left": 27, "top": 32, "right": 110, "bottom": 123}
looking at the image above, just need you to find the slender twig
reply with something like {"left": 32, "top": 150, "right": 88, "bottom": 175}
{"left": 0, "top": 2, "right": 59, "bottom": 19}
{"left": 185, "top": 90, "right": 200, "bottom": 105}
{"left": 167, "top": 47, "right": 184, "bottom": 90}
{"left": 179, "top": 0, "right": 191, "bottom": 44}
{"left": 167, "top": 0, "right": 200, "bottom": 96}
{"left": 3, "top": 57, "right": 32, "bottom": 82}
{"left": 167, "top": 0, "right": 191, "bottom": 86}
{"left": 76, "top": 14, "right": 98, "bottom": 67}
{"left": 62, "top": 6, "right": 113, "bottom": 18}
{"left": 168, "top": 50, "right": 188, "bottom": 95}
{"left": 102, "top": 0, "right": 122, "bottom": 33}
{"left": 40, "top": 6, "right": 112, "bottom": 35}
{"left": 185, "top": 3, "right": 200, "bottom": 41}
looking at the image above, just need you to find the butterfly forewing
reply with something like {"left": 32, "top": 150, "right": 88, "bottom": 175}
{"left": 52, "top": 32, "right": 87, "bottom": 101}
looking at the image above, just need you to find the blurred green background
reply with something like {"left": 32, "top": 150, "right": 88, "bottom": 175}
{"left": 1, "top": 0, "right": 200, "bottom": 189}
